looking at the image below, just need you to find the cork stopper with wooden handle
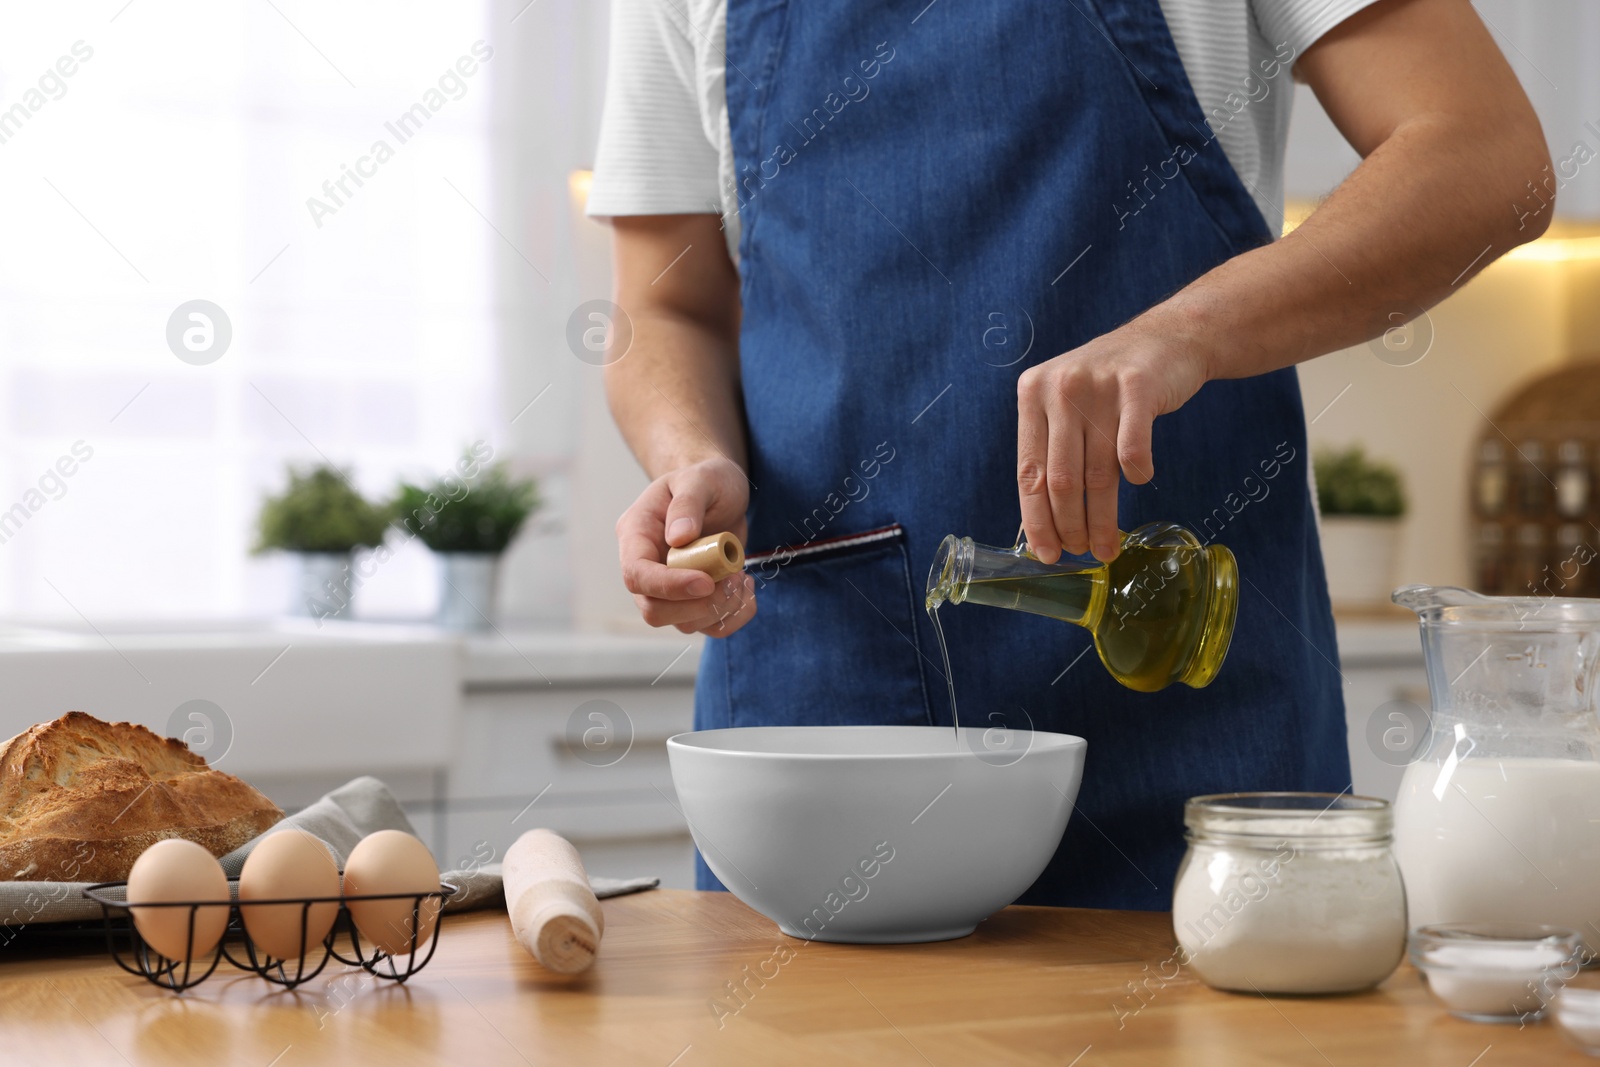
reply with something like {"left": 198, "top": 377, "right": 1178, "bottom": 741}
{"left": 665, "top": 531, "right": 745, "bottom": 581}
{"left": 503, "top": 829, "right": 604, "bottom": 975}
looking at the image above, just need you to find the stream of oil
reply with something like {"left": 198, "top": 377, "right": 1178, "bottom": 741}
{"left": 927, "top": 604, "right": 960, "bottom": 738}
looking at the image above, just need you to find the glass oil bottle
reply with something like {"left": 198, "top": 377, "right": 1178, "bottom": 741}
{"left": 924, "top": 522, "right": 1239, "bottom": 729}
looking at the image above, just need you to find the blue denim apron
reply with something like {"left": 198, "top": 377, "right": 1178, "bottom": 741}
{"left": 696, "top": 0, "right": 1351, "bottom": 909}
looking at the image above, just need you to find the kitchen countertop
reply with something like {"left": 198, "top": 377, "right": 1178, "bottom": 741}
{"left": 0, "top": 614, "right": 1419, "bottom": 689}
{"left": 0, "top": 618, "right": 463, "bottom": 779}
{"left": 459, "top": 628, "right": 703, "bottom": 688}
{"left": 2, "top": 890, "right": 1581, "bottom": 1066}
{"left": 1331, "top": 612, "right": 1425, "bottom": 667}
{"left": 0, "top": 620, "right": 700, "bottom": 780}
{"left": 0, "top": 616, "right": 705, "bottom": 689}
{"left": 463, "top": 616, "right": 1418, "bottom": 688}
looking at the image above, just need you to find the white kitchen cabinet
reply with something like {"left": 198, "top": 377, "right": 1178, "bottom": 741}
{"left": 440, "top": 632, "right": 701, "bottom": 887}
{"left": 436, "top": 621, "right": 1428, "bottom": 885}
{"left": 251, "top": 634, "right": 702, "bottom": 886}
{"left": 0, "top": 621, "right": 705, "bottom": 888}
{"left": 1334, "top": 618, "right": 1430, "bottom": 803}
{"left": 0, "top": 616, "right": 1422, "bottom": 889}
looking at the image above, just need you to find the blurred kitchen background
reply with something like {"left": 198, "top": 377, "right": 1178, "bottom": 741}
{"left": 0, "top": 1, "right": 1596, "bottom": 887}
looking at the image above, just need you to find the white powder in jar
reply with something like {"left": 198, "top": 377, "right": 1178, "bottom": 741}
{"left": 1172, "top": 827, "right": 1407, "bottom": 994}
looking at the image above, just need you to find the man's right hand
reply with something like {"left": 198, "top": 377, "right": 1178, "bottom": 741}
{"left": 617, "top": 456, "right": 756, "bottom": 636}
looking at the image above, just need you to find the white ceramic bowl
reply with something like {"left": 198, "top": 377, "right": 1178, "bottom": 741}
{"left": 667, "top": 725, "right": 1086, "bottom": 943}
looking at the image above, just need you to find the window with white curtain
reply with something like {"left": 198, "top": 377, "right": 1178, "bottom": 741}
{"left": 0, "top": 1, "right": 505, "bottom": 621}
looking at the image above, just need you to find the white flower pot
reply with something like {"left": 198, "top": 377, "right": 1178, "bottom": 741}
{"left": 1320, "top": 516, "right": 1402, "bottom": 609}
{"left": 296, "top": 552, "right": 354, "bottom": 621}
{"left": 437, "top": 552, "right": 501, "bottom": 631}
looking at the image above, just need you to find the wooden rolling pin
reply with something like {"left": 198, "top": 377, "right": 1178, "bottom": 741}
{"left": 666, "top": 531, "right": 745, "bottom": 580}
{"left": 504, "top": 829, "right": 604, "bottom": 974}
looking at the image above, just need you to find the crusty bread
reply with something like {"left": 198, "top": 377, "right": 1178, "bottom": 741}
{"left": 0, "top": 712, "right": 283, "bottom": 882}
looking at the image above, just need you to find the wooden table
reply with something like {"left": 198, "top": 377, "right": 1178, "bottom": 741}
{"left": 0, "top": 889, "right": 1586, "bottom": 1066}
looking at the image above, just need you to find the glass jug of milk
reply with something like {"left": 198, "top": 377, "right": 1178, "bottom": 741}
{"left": 1392, "top": 585, "right": 1600, "bottom": 951}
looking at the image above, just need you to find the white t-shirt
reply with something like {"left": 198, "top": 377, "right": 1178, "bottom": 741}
{"left": 589, "top": 0, "right": 1377, "bottom": 256}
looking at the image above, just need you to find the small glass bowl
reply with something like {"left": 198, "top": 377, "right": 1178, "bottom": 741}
{"left": 1409, "top": 923, "right": 1583, "bottom": 1023}
{"left": 1555, "top": 988, "right": 1600, "bottom": 1056}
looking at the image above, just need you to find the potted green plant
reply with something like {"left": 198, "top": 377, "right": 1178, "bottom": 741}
{"left": 254, "top": 465, "right": 390, "bottom": 620}
{"left": 1315, "top": 445, "right": 1407, "bottom": 609}
{"left": 392, "top": 451, "right": 542, "bottom": 630}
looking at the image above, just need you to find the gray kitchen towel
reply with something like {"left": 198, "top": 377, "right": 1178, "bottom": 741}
{"left": 219, "top": 775, "right": 419, "bottom": 874}
{"left": 0, "top": 775, "right": 658, "bottom": 930}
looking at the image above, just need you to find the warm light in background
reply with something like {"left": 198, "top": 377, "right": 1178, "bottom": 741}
{"left": 1281, "top": 200, "right": 1317, "bottom": 235}
{"left": 569, "top": 169, "right": 593, "bottom": 208}
{"left": 1504, "top": 234, "right": 1600, "bottom": 262}
{"left": 1282, "top": 199, "right": 1600, "bottom": 264}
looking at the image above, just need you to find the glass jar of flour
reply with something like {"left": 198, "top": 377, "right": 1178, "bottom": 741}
{"left": 1172, "top": 793, "right": 1407, "bottom": 994}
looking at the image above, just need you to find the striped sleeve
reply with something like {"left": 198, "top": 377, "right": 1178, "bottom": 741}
{"left": 1252, "top": 0, "right": 1386, "bottom": 61}
{"left": 587, "top": 0, "right": 722, "bottom": 217}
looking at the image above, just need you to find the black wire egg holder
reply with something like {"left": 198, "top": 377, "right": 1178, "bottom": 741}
{"left": 82, "top": 880, "right": 455, "bottom": 993}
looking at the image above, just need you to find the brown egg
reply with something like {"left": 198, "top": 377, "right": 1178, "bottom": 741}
{"left": 342, "top": 830, "right": 441, "bottom": 956}
{"left": 239, "top": 829, "right": 341, "bottom": 960}
{"left": 127, "top": 839, "right": 230, "bottom": 962}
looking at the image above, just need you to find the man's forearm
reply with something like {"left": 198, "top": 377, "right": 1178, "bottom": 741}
{"left": 604, "top": 215, "right": 747, "bottom": 482}
{"left": 605, "top": 305, "right": 747, "bottom": 480}
{"left": 1142, "top": 0, "right": 1551, "bottom": 383}
{"left": 606, "top": 216, "right": 758, "bottom": 638}
{"left": 1150, "top": 117, "right": 1548, "bottom": 382}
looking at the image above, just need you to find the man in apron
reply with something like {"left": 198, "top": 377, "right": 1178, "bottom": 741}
{"left": 591, "top": 0, "right": 1548, "bottom": 908}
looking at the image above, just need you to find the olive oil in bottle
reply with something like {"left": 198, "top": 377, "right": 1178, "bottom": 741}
{"left": 924, "top": 522, "right": 1239, "bottom": 722}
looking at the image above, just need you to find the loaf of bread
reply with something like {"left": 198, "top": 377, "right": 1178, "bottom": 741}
{"left": 0, "top": 712, "right": 283, "bottom": 882}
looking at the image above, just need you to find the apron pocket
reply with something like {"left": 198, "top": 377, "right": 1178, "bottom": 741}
{"left": 728, "top": 524, "right": 933, "bottom": 728}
